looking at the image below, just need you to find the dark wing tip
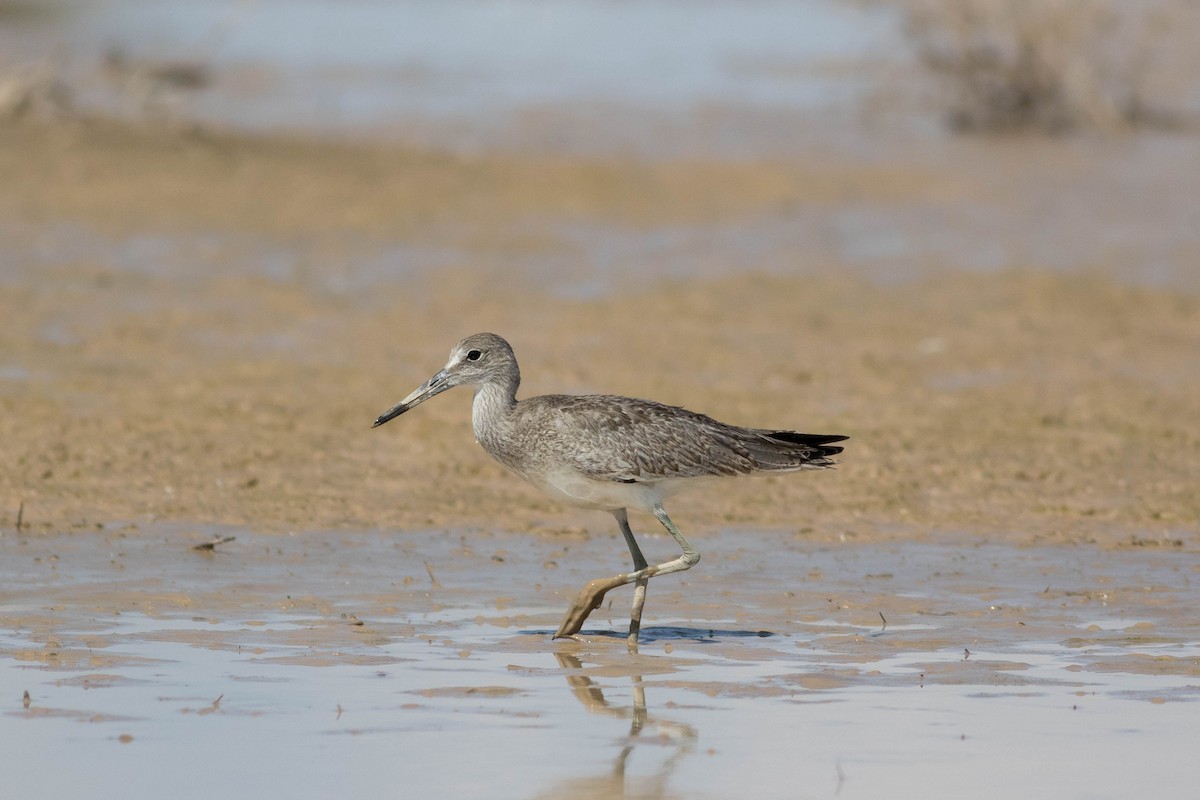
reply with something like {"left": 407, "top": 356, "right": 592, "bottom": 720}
{"left": 765, "top": 431, "right": 849, "bottom": 447}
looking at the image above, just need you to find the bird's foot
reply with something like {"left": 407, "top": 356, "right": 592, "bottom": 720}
{"left": 553, "top": 574, "right": 627, "bottom": 639}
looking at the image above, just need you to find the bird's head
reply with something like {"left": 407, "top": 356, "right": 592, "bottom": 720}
{"left": 372, "top": 332, "right": 518, "bottom": 427}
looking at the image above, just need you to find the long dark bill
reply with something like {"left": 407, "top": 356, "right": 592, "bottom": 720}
{"left": 372, "top": 369, "right": 451, "bottom": 428}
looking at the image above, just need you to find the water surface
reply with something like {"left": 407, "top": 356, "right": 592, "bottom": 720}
{"left": 4, "top": 527, "right": 1196, "bottom": 799}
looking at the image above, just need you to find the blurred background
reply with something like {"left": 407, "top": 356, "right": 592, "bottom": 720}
{"left": 4, "top": 9, "right": 1199, "bottom": 799}
{"left": 2, "top": 0, "right": 1198, "bottom": 537}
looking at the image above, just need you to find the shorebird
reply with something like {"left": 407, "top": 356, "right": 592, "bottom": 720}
{"left": 373, "top": 333, "right": 846, "bottom": 646}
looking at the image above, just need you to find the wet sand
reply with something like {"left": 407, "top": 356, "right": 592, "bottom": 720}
{"left": 2, "top": 118, "right": 1198, "bottom": 543}
{"left": 2, "top": 115, "right": 1199, "bottom": 797}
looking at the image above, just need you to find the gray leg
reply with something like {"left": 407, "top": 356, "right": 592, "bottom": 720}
{"left": 614, "top": 508, "right": 649, "bottom": 571}
{"left": 652, "top": 506, "right": 700, "bottom": 570}
{"left": 554, "top": 505, "right": 701, "bottom": 642}
{"left": 627, "top": 579, "right": 648, "bottom": 649}
{"left": 614, "top": 509, "right": 650, "bottom": 648}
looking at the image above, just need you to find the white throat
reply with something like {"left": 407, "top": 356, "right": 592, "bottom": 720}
{"left": 471, "top": 381, "right": 513, "bottom": 444}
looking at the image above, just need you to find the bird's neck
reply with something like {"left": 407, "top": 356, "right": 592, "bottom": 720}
{"left": 471, "top": 378, "right": 518, "bottom": 445}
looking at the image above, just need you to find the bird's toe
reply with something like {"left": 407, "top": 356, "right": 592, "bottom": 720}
{"left": 553, "top": 575, "right": 626, "bottom": 638}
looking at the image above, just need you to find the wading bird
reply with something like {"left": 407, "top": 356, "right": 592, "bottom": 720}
{"left": 373, "top": 333, "right": 846, "bottom": 647}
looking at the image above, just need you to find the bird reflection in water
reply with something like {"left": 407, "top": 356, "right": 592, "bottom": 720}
{"left": 532, "top": 652, "right": 698, "bottom": 800}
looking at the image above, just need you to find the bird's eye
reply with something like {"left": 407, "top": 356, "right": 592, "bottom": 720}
{"left": 466, "top": 349, "right": 482, "bottom": 362}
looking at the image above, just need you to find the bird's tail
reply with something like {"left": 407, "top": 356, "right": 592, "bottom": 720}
{"left": 747, "top": 431, "right": 847, "bottom": 471}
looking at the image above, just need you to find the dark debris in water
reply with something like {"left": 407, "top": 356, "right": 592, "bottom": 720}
{"left": 192, "top": 536, "right": 236, "bottom": 552}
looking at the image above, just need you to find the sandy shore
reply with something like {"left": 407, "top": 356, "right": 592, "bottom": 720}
{"left": 2, "top": 113, "right": 1198, "bottom": 800}
{"left": 1, "top": 117, "right": 1197, "bottom": 546}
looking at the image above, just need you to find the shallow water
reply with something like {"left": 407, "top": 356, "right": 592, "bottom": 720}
{"left": 3, "top": 0, "right": 899, "bottom": 144}
{"left": 2, "top": 527, "right": 1196, "bottom": 799}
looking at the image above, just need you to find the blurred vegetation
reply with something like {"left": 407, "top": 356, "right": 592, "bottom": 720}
{"left": 905, "top": 0, "right": 1197, "bottom": 133}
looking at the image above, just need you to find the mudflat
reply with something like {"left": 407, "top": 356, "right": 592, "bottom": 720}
{"left": 2, "top": 118, "right": 1197, "bottom": 545}
{"left": 2, "top": 114, "right": 1199, "bottom": 798}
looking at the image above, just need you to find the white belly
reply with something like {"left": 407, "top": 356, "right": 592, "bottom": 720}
{"left": 521, "top": 467, "right": 709, "bottom": 512}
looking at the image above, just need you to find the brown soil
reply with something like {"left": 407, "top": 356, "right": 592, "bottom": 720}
{"left": 2, "top": 117, "right": 1198, "bottom": 546}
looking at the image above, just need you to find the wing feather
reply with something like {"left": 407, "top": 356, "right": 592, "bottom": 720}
{"left": 517, "top": 395, "right": 843, "bottom": 483}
